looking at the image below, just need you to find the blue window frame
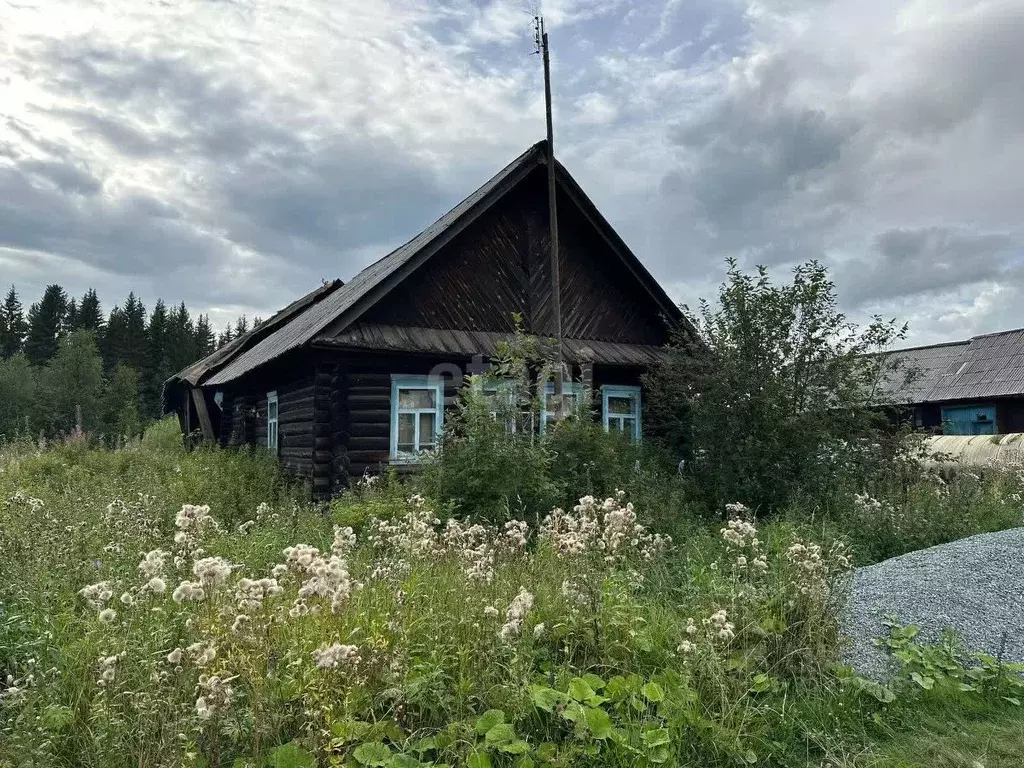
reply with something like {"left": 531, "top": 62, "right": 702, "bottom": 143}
{"left": 266, "top": 391, "right": 279, "bottom": 453}
{"left": 390, "top": 375, "right": 445, "bottom": 461}
{"left": 601, "top": 385, "right": 641, "bottom": 441}
{"left": 540, "top": 381, "right": 585, "bottom": 433}
{"left": 940, "top": 404, "right": 996, "bottom": 436}
{"left": 482, "top": 379, "right": 538, "bottom": 434}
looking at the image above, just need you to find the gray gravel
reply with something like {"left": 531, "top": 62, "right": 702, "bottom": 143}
{"left": 841, "top": 527, "right": 1024, "bottom": 680}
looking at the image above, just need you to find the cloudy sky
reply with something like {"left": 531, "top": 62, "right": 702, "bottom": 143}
{"left": 2, "top": 0, "right": 1022, "bottom": 345}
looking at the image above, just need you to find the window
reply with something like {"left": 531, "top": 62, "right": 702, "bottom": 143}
{"left": 391, "top": 375, "right": 445, "bottom": 460}
{"left": 540, "top": 381, "right": 585, "bottom": 433}
{"left": 602, "top": 385, "right": 641, "bottom": 441}
{"left": 482, "top": 379, "right": 534, "bottom": 434}
{"left": 266, "top": 391, "right": 279, "bottom": 453}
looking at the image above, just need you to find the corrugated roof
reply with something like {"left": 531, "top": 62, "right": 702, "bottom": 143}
{"left": 162, "top": 280, "right": 343, "bottom": 406}
{"left": 880, "top": 328, "right": 1024, "bottom": 404}
{"left": 203, "top": 143, "right": 546, "bottom": 387}
{"left": 317, "top": 323, "right": 667, "bottom": 366}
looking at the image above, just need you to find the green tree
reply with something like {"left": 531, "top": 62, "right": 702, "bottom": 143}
{"left": 102, "top": 363, "right": 143, "bottom": 441}
{"left": 102, "top": 306, "right": 128, "bottom": 371}
{"left": 2, "top": 287, "right": 28, "bottom": 358}
{"left": 36, "top": 330, "right": 104, "bottom": 435}
{"left": 121, "top": 293, "right": 148, "bottom": 371}
{"left": 167, "top": 302, "right": 197, "bottom": 373}
{"left": 76, "top": 289, "right": 105, "bottom": 333}
{"left": 646, "top": 258, "right": 907, "bottom": 514}
{"left": 24, "top": 284, "right": 68, "bottom": 365}
{"left": 0, "top": 352, "right": 36, "bottom": 437}
{"left": 143, "top": 300, "right": 170, "bottom": 420}
{"left": 194, "top": 314, "right": 216, "bottom": 359}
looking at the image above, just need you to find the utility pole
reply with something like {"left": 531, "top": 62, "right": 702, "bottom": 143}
{"left": 535, "top": 15, "right": 565, "bottom": 406}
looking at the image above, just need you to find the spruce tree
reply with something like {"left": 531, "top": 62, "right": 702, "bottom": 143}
{"left": 77, "top": 289, "right": 105, "bottom": 333}
{"left": 66, "top": 298, "right": 79, "bottom": 331}
{"left": 102, "top": 307, "right": 128, "bottom": 371}
{"left": 194, "top": 314, "right": 216, "bottom": 359}
{"left": 121, "top": 293, "right": 148, "bottom": 371}
{"left": 2, "top": 287, "right": 28, "bottom": 359}
{"left": 143, "top": 300, "right": 170, "bottom": 420}
{"left": 218, "top": 325, "right": 235, "bottom": 348}
{"left": 167, "top": 302, "right": 197, "bottom": 374}
{"left": 24, "top": 284, "right": 68, "bottom": 365}
{"left": 234, "top": 315, "right": 249, "bottom": 337}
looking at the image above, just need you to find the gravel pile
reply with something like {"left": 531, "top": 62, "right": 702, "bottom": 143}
{"left": 842, "top": 527, "right": 1024, "bottom": 680}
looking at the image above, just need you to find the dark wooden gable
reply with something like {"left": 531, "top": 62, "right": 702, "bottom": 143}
{"left": 357, "top": 165, "right": 674, "bottom": 346}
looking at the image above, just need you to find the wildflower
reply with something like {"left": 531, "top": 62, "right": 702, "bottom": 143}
{"left": 120, "top": 592, "right": 134, "bottom": 606}
{"left": 166, "top": 648, "right": 183, "bottom": 664}
{"left": 231, "top": 615, "right": 250, "bottom": 634}
{"left": 311, "top": 643, "right": 360, "bottom": 670}
{"left": 271, "top": 564, "right": 289, "bottom": 578}
{"left": 195, "top": 674, "right": 235, "bottom": 720}
{"left": 685, "top": 617, "right": 697, "bottom": 635}
{"left": 735, "top": 555, "right": 747, "bottom": 568}
{"left": 146, "top": 577, "right": 167, "bottom": 595}
{"left": 192, "top": 557, "right": 232, "bottom": 589}
{"left": 79, "top": 581, "right": 114, "bottom": 611}
{"left": 704, "top": 609, "right": 735, "bottom": 643}
{"left": 98, "top": 608, "right": 117, "bottom": 625}
{"left": 331, "top": 526, "right": 357, "bottom": 557}
{"left": 721, "top": 515, "right": 757, "bottom": 549}
{"left": 137, "top": 549, "right": 169, "bottom": 578}
{"left": 172, "top": 580, "right": 205, "bottom": 603}
{"left": 187, "top": 642, "right": 217, "bottom": 667}
{"left": 533, "top": 622, "right": 546, "bottom": 638}
{"left": 483, "top": 605, "right": 499, "bottom": 618}
{"left": 677, "top": 640, "right": 696, "bottom": 653}
{"left": 237, "top": 519, "right": 256, "bottom": 535}
{"left": 499, "top": 587, "right": 534, "bottom": 642}
{"left": 97, "top": 654, "right": 119, "bottom": 685}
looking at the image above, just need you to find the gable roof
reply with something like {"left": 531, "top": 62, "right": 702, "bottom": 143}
{"left": 879, "top": 328, "right": 1024, "bottom": 404}
{"left": 170, "top": 141, "right": 685, "bottom": 392}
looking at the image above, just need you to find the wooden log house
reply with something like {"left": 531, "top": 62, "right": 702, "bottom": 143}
{"left": 163, "top": 141, "right": 688, "bottom": 497}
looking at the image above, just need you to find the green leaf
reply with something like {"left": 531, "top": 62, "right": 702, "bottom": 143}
{"left": 268, "top": 742, "right": 317, "bottom": 768}
{"left": 530, "top": 685, "right": 567, "bottom": 713}
{"left": 40, "top": 705, "right": 74, "bottom": 730}
{"left": 535, "top": 742, "right": 558, "bottom": 761}
{"left": 1003, "top": 696, "right": 1022, "bottom": 707}
{"left": 466, "top": 751, "right": 492, "bottom": 768}
{"left": 642, "top": 728, "right": 671, "bottom": 747}
{"left": 513, "top": 757, "right": 535, "bottom": 768}
{"left": 641, "top": 682, "right": 665, "bottom": 703}
{"left": 388, "top": 756, "right": 423, "bottom": 768}
{"left": 485, "top": 723, "right": 516, "bottom": 745}
{"left": 475, "top": 709, "right": 505, "bottom": 735}
{"left": 649, "top": 745, "right": 671, "bottom": 764}
{"left": 499, "top": 740, "right": 531, "bottom": 755}
{"left": 750, "top": 674, "right": 773, "bottom": 693}
{"left": 562, "top": 701, "right": 586, "bottom": 723}
{"left": 743, "top": 748, "right": 758, "bottom": 763}
{"left": 582, "top": 673, "right": 606, "bottom": 691}
{"left": 569, "top": 677, "right": 596, "bottom": 703}
{"left": 909, "top": 672, "right": 935, "bottom": 691}
{"left": 332, "top": 719, "right": 372, "bottom": 743}
{"left": 584, "top": 707, "right": 613, "bottom": 739}
{"left": 353, "top": 742, "right": 394, "bottom": 767}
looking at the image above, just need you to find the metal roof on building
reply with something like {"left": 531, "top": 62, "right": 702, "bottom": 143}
{"left": 880, "top": 328, "right": 1024, "bottom": 404}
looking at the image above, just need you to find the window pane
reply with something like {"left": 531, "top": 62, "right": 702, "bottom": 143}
{"left": 268, "top": 401, "right": 278, "bottom": 418}
{"left": 397, "top": 412, "right": 416, "bottom": 451}
{"left": 621, "top": 418, "right": 636, "bottom": 436}
{"left": 608, "top": 395, "right": 634, "bottom": 415}
{"left": 399, "top": 388, "right": 436, "bottom": 409}
{"left": 608, "top": 419, "right": 623, "bottom": 433}
{"left": 418, "top": 412, "right": 436, "bottom": 448}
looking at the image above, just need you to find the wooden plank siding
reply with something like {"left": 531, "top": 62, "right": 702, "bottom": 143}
{"left": 358, "top": 167, "right": 671, "bottom": 348}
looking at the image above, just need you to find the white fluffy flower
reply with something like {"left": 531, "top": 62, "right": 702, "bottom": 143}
{"left": 311, "top": 643, "right": 359, "bottom": 670}
{"left": 172, "top": 580, "right": 205, "bottom": 603}
{"left": 166, "top": 648, "right": 183, "bottom": 664}
{"left": 146, "top": 577, "right": 167, "bottom": 595}
{"left": 97, "top": 608, "right": 117, "bottom": 624}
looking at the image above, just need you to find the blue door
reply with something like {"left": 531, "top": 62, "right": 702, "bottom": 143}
{"left": 940, "top": 405, "right": 997, "bottom": 435}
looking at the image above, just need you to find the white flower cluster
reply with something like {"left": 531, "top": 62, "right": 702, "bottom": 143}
{"left": 720, "top": 510, "right": 768, "bottom": 574}
{"left": 79, "top": 581, "right": 114, "bottom": 611}
{"left": 312, "top": 642, "right": 360, "bottom": 670}
{"left": 786, "top": 539, "right": 853, "bottom": 596}
{"left": 4, "top": 491, "right": 44, "bottom": 512}
{"left": 234, "top": 577, "right": 284, "bottom": 613}
{"left": 498, "top": 587, "right": 534, "bottom": 643}
{"left": 196, "top": 673, "right": 235, "bottom": 720}
{"left": 561, "top": 577, "right": 589, "bottom": 607}
{"left": 704, "top": 609, "right": 735, "bottom": 642}
{"left": 138, "top": 549, "right": 169, "bottom": 578}
{"left": 282, "top": 544, "right": 357, "bottom": 615}
{"left": 173, "top": 503, "right": 220, "bottom": 553}
{"left": 186, "top": 641, "right": 218, "bottom": 667}
{"left": 172, "top": 581, "right": 206, "bottom": 603}
{"left": 97, "top": 653, "right": 122, "bottom": 685}
{"left": 193, "top": 556, "right": 233, "bottom": 589}
{"left": 331, "top": 526, "right": 357, "bottom": 558}
{"left": 540, "top": 492, "right": 670, "bottom": 563}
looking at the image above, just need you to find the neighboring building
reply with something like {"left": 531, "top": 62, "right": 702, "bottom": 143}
{"left": 163, "top": 141, "right": 687, "bottom": 496}
{"left": 880, "top": 328, "right": 1024, "bottom": 435}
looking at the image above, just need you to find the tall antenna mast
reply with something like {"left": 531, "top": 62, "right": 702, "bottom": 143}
{"left": 535, "top": 15, "right": 564, "bottom": 403}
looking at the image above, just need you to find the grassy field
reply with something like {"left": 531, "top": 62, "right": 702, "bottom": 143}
{"left": 1, "top": 421, "right": 1023, "bottom": 767}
